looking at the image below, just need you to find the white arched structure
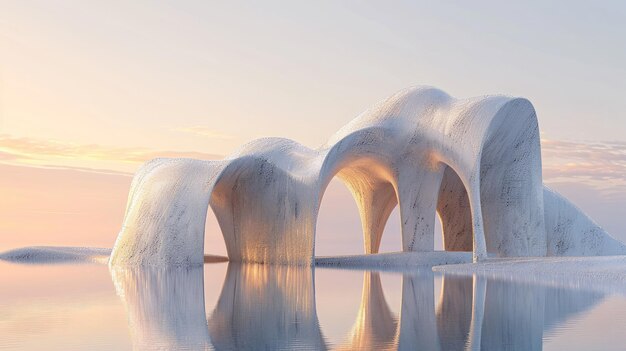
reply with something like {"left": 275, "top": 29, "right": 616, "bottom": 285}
{"left": 109, "top": 86, "right": 626, "bottom": 266}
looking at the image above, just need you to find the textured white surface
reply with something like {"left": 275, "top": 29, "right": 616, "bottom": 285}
{"left": 315, "top": 251, "right": 472, "bottom": 269}
{"left": 543, "top": 187, "right": 626, "bottom": 256}
{"left": 433, "top": 256, "right": 626, "bottom": 287}
{"left": 109, "top": 86, "right": 626, "bottom": 266}
{"left": 0, "top": 246, "right": 110, "bottom": 264}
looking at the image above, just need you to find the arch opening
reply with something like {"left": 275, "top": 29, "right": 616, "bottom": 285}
{"left": 316, "top": 156, "right": 401, "bottom": 256}
{"left": 315, "top": 178, "right": 366, "bottom": 257}
{"left": 436, "top": 166, "right": 474, "bottom": 252}
{"left": 203, "top": 204, "right": 229, "bottom": 262}
{"left": 380, "top": 207, "right": 403, "bottom": 253}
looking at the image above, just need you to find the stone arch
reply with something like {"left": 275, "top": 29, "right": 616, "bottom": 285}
{"left": 316, "top": 127, "right": 401, "bottom": 256}
{"left": 316, "top": 156, "right": 399, "bottom": 255}
{"left": 108, "top": 87, "right": 622, "bottom": 268}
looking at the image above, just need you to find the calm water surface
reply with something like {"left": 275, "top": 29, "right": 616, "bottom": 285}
{"left": 1, "top": 261, "right": 626, "bottom": 350}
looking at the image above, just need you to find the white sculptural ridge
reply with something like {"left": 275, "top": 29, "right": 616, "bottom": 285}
{"left": 109, "top": 86, "right": 626, "bottom": 266}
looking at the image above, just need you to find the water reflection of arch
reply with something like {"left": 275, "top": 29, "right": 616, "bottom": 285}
{"left": 334, "top": 270, "right": 607, "bottom": 351}
{"left": 435, "top": 274, "right": 473, "bottom": 350}
{"left": 477, "top": 275, "right": 605, "bottom": 351}
{"left": 110, "top": 263, "right": 608, "bottom": 351}
{"left": 332, "top": 270, "right": 451, "bottom": 351}
{"left": 207, "top": 262, "right": 327, "bottom": 350}
{"left": 330, "top": 270, "right": 466, "bottom": 351}
{"left": 110, "top": 266, "right": 211, "bottom": 350}
{"left": 334, "top": 272, "right": 398, "bottom": 350}
{"left": 396, "top": 271, "right": 443, "bottom": 351}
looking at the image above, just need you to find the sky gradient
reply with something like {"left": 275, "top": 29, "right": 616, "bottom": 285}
{"left": 1, "top": 1, "right": 625, "bottom": 254}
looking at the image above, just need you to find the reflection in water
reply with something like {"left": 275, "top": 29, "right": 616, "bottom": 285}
{"left": 111, "top": 266, "right": 211, "bottom": 350}
{"left": 479, "top": 276, "right": 604, "bottom": 351}
{"left": 337, "top": 272, "right": 397, "bottom": 350}
{"left": 397, "top": 272, "right": 441, "bottom": 351}
{"left": 436, "top": 275, "right": 473, "bottom": 350}
{"left": 208, "top": 263, "right": 326, "bottom": 350}
{"left": 110, "top": 263, "right": 607, "bottom": 350}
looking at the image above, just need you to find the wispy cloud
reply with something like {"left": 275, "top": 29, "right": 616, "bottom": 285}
{"left": 173, "top": 126, "right": 233, "bottom": 139}
{"left": 0, "top": 134, "right": 221, "bottom": 174}
{"left": 541, "top": 138, "right": 626, "bottom": 195}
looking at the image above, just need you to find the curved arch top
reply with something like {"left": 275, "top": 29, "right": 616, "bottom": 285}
{"left": 109, "top": 86, "right": 626, "bottom": 266}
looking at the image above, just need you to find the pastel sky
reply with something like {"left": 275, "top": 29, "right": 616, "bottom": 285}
{"left": 1, "top": 1, "right": 625, "bottom": 254}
